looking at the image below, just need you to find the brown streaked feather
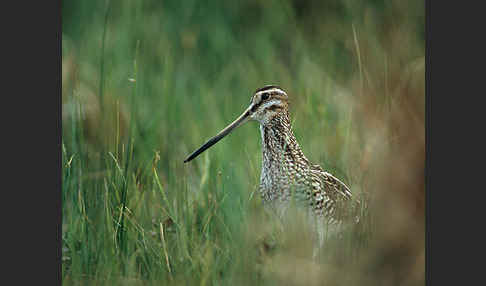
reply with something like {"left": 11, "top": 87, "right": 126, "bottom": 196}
{"left": 258, "top": 108, "right": 353, "bottom": 224}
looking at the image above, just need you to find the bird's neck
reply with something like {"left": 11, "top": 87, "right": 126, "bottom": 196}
{"left": 259, "top": 111, "right": 309, "bottom": 183}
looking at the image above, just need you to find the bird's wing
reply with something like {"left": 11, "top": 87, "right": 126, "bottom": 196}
{"left": 307, "top": 166, "right": 353, "bottom": 220}
{"left": 321, "top": 171, "right": 352, "bottom": 200}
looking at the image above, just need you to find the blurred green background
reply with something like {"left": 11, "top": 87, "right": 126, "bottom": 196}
{"left": 62, "top": 0, "right": 425, "bottom": 285}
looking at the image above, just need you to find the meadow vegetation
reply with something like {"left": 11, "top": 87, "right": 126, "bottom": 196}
{"left": 62, "top": 0, "right": 425, "bottom": 285}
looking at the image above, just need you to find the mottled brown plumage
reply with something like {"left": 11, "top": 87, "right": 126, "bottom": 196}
{"left": 184, "top": 85, "right": 354, "bottom": 228}
{"left": 258, "top": 107, "right": 352, "bottom": 225}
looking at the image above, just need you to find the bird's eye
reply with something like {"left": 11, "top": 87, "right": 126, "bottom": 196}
{"left": 261, "top": 93, "right": 269, "bottom": 101}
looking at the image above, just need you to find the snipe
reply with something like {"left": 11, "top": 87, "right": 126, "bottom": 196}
{"left": 184, "top": 85, "right": 354, "bottom": 229}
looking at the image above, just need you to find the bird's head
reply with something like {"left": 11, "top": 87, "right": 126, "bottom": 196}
{"left": 249, "top": 85, "right": 289, "bottom": 125}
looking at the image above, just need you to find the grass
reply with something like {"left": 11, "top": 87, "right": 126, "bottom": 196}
{"left": 62, "top": 1, "right": 425, "bottom": 285}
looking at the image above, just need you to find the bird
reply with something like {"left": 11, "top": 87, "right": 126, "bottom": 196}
{"left": 184, "top": 85, "right": 355, "bottom": 252}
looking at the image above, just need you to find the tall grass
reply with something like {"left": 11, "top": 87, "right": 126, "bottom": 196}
{"left": 62, "top": 0, "right": 424, "bottom": 285}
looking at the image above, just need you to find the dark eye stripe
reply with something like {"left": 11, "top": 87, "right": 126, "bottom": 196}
{"left": 266, "top": 104, "right": 282, "bottom": 112}
{"left": 251, "top": 96, "right": 269, "bottom": 112}
{"left": 251, "top": 94, "right": 269, "bottom": 112}
{"left": 251, "top": 103, "right": 259, "bottom": 112}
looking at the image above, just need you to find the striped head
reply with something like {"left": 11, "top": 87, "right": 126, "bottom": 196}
{"left": 184, "top": 85, "right": 289, "bottom": 163}
{"left": 249, "top": 85, "right": 289, "bottom": 125}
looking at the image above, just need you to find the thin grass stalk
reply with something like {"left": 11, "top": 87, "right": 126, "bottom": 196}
{"left": 117, "top": 40, "right": 140, "bottom": 264}
{"left": 99, "top": 0, "right": 111, "bottom": 113}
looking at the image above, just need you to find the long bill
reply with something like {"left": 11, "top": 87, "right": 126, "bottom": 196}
{"left": 184, "top": 105, "right": 253, "bottom": 163}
